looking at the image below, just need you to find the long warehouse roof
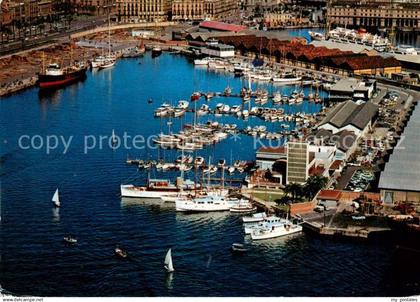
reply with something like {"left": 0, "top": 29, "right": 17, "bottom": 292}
{"left": 379, "top": 106, "right": 420, "bottom": 192}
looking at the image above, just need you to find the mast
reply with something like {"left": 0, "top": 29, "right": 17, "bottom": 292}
{"left": 207, "top": 156, "right": 211, "bottom": 188}
{"left": 42, "top": 52, "right": 45, "bottom": 73}
{"left": 108, "top": 9, "right": 111, "bottom": 57}
{"left": 221, "top": 162, "right": 225, "bottom": 191}
{"left": 70, "top": 44, "right": 73, "bottom": 66}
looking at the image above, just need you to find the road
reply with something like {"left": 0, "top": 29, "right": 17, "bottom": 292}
{"left": 0, "top": 16, "right": 109, "bottom": 57}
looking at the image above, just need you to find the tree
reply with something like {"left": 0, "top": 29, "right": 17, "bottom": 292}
{"left": 304, "top": 175, "right": 328, "bottom": 200}
{"left": 284, "top": 182, "right": 304, "bottom": 202}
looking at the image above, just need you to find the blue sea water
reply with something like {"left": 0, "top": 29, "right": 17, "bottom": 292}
{"left": 0, "top": 53, "right": 414, "bottom": 297}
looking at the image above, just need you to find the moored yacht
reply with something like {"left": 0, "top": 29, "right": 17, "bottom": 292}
{"left": 250, "top": 221, "right": 303, "bottom": 240}
{"left": 175, "top": 195, "right": 239, "bottom": 212}
{"left": 120, "top": 178, "right": 199, "bottom": 199}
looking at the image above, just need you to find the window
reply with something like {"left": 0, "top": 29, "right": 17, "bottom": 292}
{"left": 383, "top": 191, "right": 394, "bottom": 204}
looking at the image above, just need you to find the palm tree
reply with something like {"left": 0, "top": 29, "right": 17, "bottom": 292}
{"left": 304, "top": 175, "right": 328, "bottom": 200}
{"left": 284, "top": 182, "right": 304, "bottom": 202}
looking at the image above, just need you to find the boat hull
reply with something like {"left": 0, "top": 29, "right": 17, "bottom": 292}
{"left": 38, "top": 68, "right": 87, "bottom": 89}
{"left": 251, "top": 225, "right": 303, "bottom": 240}
{"left": 120, "top": 185, "right": 181, "bottom": 199}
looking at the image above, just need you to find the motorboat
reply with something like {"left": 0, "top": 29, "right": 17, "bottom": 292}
{"left": 250, "top": 222, "right": 303, "bottom": 240}
{"left": 191, "top": 92, "right": 201, "bottom": 101}
{"left": 194, "top": 156, "right": 205, "bottom": 166}
{"left": 197, "top": 104, "right": 209, "bottom": 116}
{"left": 231, "top": 243, "right": 248, "bottom": 253}
{"left": 227, "top": 166, "right": 235, "bottom": 174}
{"left": 272, "top": 73, "right": 302, "bottom": 84}
{"left": 177, "top": 100, "right": 189, "bottom": 109}
{"left": 244, "top": 216, "right": 287, "bottom": 234}
{"left": 175, "top": 195, "right": 239, "bottom": 212}
{"left": 194, "top": 58, "right": 209, "bottom": 66}
{"left": 223, "top": 86, "right": 232, "bottom": 96}
{"left": 242, "top": 212, "right": 267, "bottom": 223}
{"left": 115, "top": 247, "right": 128, "bottom": 258}
{"left": 63, "top": 236, "right": 77, "bottom": 244}
{"left": 152, "top": 47, "right": 162, "bottom": 58}
{"left": 218, "top": 159, "right": 226, "bottom": 167}
{"left": 230, "top": 200, "right": 257, "bottom": 214}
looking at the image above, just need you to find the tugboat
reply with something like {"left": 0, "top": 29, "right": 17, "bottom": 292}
{"left": 37, "top": 62, "right": 87, "bottom": 89}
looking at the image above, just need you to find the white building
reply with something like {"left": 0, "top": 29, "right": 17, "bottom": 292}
{"left": 201, "top": 43, "right": 235, "bottom": 57}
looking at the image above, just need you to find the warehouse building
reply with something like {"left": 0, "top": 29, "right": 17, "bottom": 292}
{"left": 379, "top": 105, "right": 420, "bottom": 205}
{"left": 318, "top": 100, "right": 378, "bottom": 138}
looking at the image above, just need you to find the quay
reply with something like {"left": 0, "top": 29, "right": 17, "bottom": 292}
{"left": 0, "top": 76, "right": 37, "bottom": 97}
{"left": 241, "top": 190, "right": 278, "bottom": 213}
{"left": 302, "top": 221, "right": 391, "bottom": 240}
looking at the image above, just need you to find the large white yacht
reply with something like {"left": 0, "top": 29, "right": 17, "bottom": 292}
{"left": 120, "top": 178, "right": 198, "bottom": 199}
{"left": 175, "top": 195, "right": 239, "bottom": 212}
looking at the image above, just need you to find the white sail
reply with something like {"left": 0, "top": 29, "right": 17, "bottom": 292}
{"left": 164, "top": 248, "right": 174, "bottom": 273}
{"left": 52, "top": 188, "right": 60, "bottom": 207}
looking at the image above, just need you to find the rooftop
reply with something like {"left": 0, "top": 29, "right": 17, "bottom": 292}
{"left": 379, "top": 105, "right": 420, "bottom": 192}
{"left": 330, "top": 78, "right": 360, "bottom": 93}
{"left": 257, "top": 146, "right": 287, "bottom": 154}
{"left": 317, "top": 189, "right": 342, "bottom": 201}
{"left": 312, "top": 128, "right": 357, "bottom": 152}
{"left": 199, "top": 21, "right": 247, "bottom": 33}
{"left": 319, "top": 100, "right": 378, "bottom": 131}
{"left": 330, "top": 160, "right": 343, "bottom": 170}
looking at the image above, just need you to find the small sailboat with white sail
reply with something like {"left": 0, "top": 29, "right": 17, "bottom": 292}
{"left": 52, "top": 188, "right": 60, "bottom": 207}
{"left": 164, "top": 248, "right": 174, "bottom": 273}
{"left": 111, "top": 129, "right": 118, "bottom": 146}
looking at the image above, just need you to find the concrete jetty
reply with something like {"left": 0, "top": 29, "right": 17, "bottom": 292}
{"left": 303, "top": 221, "right": 391, "bottom": 240}
{"left": 0, "top": 76, "right": 37, "bottom": 97}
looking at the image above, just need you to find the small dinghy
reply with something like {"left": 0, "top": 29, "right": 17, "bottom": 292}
{"left": 231, "top": 243, "right": 248, "bottom": 253}
{"left": 164, "top": 248, "right": 175, "bottom": 273}
{"left": 52, "top": 188, "right": 60, "bottom": 208}
{"left": 63, "top": 236, "right": 77, "bottom": 244}
{"left": 115, "top": 246, "right": 128, "bottom": 259}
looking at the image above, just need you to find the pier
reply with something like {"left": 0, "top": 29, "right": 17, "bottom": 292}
{"left": 241, "top": 190, "right": 278, "bottom": 213}
{"left": 0, "top": 76, "right": 37, "bottom": 97}
{"left": 303, "top": 221, "right": 391, "bottom": 240}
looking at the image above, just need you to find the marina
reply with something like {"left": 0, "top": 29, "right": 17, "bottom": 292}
{"left": 0, "top": 50, "right": 417, "bottom": 297}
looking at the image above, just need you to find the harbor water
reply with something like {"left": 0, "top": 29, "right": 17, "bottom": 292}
{"left": 0, "top": 53, "right": 416, "bottom": 296}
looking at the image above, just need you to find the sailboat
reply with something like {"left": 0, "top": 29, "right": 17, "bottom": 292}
{"left": 97, "top": 12, "right": 116, "bottom": 70}
{"left": 164, "top": 248, "right": 174, "bottom": 273}
{"left": 111, "top": 129, "right": 118, "bottom": 146}
{"left": 52, "top": 188, "right": 60, "bottom": 207}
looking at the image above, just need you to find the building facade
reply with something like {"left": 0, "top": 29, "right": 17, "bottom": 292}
{"left": 327, "top": 0, "right": 420, "bottom": 31}
{"left": 202, "top": 0, "right": 237, "bottom": 20}
{"left": 286, "top": 142, "right": 309, "bottom": 184}
{"left": 116, "top": 0, "right": 171, "bottom": 22}
{"left": 70, "top": 0, "right": 116, "bottom": 15}
{"left": 0, "top": 0, "right": 55, "bottom": 27}
{"left": 171, "top": 0, "right": 204, "bottom": 21}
